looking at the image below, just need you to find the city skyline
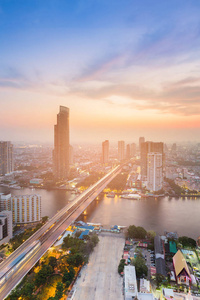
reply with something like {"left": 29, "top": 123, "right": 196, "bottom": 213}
{"left": 1, "top": 1, "right": 200, "bottom": 143}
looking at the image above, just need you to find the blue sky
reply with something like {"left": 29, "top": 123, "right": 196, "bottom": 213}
{"left": 0, "top": 0, "right": 200, "bottom": 143}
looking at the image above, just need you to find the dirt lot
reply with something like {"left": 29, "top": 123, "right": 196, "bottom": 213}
{"left": 73, "top": 232, "right": 125, "bottom": 300}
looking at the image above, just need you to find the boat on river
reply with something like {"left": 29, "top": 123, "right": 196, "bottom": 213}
{"left": 107, "top": 192, "right": 115, "bottom": 198}
{"left": 120, "top": 193, "right": 141, "bottom": 200}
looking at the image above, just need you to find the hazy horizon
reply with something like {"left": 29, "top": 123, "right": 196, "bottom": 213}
{"left": 1, "top": 1, "right": 200, "bottom": 144}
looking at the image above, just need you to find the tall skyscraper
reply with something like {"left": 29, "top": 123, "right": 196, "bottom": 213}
{"left": 69, "top": 145, "right": 74, "bottom": 166}
{"left": 126, "top": 144, "right": 130, "bottom": 159}
{"left": 147, "top": 153, "right": 163, "bottom": 191}
{"left": 130, "top": 143, "right": 136, "bottom": 157}
{"left": 171, "top": 143, "right": 177, "bottom": 153}
{"left": 53, "top": 106, "right": 70, "bottom": 179}
{"left": 0, "top": 141, "right": 14, "bottom": 176}
{"left": 139, "top": 137, "right": 145, "bottom": 152}
{"left": 102, "top": 140, "right": 109, "bottom": 164}
{"left": 140, "top": 141, "right": 164, "bottom": 177}
{"left": 118, "top": 141, "right": 125, "bottom": 161}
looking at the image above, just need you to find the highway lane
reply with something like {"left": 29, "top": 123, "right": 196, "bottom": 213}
{"left": 0, "top": 165, "right": 123, "bottom": 299}
{"left": 0, "top": 167, "right": 112, "bottom": 272}
{"left": 0, "top": 175, "right": 97, "bottom": 269}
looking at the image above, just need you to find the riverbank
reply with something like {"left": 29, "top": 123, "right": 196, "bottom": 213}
{"left": 1, "top": 185, "right": 200, "bottom": 240}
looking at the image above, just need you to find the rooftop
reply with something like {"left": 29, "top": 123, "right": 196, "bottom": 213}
{"left": 173, "top": 250, "right": 191, "bottom": 278}
{"left": 124, "top": 265, "right": 138, "bottom": 300}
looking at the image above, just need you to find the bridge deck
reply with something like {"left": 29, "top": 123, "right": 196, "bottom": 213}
{"left": 0, "top": 165, "right": 123, "bottom": 299}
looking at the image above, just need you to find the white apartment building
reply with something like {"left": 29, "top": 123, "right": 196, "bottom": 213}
{"left": 0, "top": 193, "right": 11, "bottom": 211}
{"left": 11, "top": 194, "right": 41, "bottom": 224}
{"left": 0, "top": 210, "right": 13, "bottom": 246}
{"left": 147, "top": 153, "right": 163, "bottom": 192}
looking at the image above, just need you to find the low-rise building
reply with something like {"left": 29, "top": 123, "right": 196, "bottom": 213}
{"left": 162, "top": 288, "right": 174, "bottom": 299}
{"left": 138, "top": 293, "right": 155, "bottom": 300}
{"left": 173, "top": 250, "right": 191, "bottom": 285}
{"left": 154, "top": 235, "right": 167, "bottom": 276}
{"left": 124, "top": 265, "right": 138, "bottom": 300}
{"left": 140, "top": 278, "right": 151, "bottom": 293}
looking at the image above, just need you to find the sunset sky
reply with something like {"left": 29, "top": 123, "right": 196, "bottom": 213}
{"left": 0, "top": 0, "right": 200, "bottom": 144}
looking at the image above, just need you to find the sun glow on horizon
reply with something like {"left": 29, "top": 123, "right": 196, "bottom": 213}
{"left": 1, "top": 1, "right": 200, "bottom": 143}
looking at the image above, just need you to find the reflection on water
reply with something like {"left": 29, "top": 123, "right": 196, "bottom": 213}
{"left": 0, "top": 186, "right": 199, "bottom": 239}
{"left": 79, "top": 195, "right": 200, "bottom": 239}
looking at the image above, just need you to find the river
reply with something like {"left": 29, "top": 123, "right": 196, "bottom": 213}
{"left": 0, "top": 187, "right": 199, "bottom": 239}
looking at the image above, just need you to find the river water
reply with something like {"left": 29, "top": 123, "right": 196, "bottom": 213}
{"left": 0, "top": 187, "right": 199, "bottom": 239}
{"left": 0, "top": 187, "right": 75, "bottom": 219}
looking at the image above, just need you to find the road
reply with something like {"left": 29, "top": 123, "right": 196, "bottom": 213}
{"left": 0, "top": 165, "right": 123, "bottom": 299}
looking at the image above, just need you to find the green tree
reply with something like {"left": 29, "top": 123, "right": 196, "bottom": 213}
{"left": 127, "top": 225, "right": 147, "bottom": 239}
{"left": 62, "top": 235, "right": 84, "bottom": 250}
{"left": 76, "top": 172, "right": 104, "bottom": 188}
{"left": 155, "top": 273, "right": 166, "bottom": 287}
{"left": 131, "top": 256, "right": 148, "bottom": 278}
{"left": 178, "top": 236, "right": 196, "bottom": 248}
{"left": 118, "top": 259, "right": 126, "bottom": 274}
{"left": 55, "top": 282, "right": 64, "bottom": 299}
{"left": 107, "top": 173, "right": 128, "bottom": 191}
{"left": 21, "top": 282, "right": 35, "bottom": 299}
{"left": 48, "top": 256, "right": 57, "bottom": 269}
{"left": 7, "top": 288, "right": 20, "bottom": 300}
{"left": 66, "top": 253, "right": 84, "bottom": 267}
{"left": 147, "top": 230, "right": 156, "bottom": 241}
{"left": 90, "top": 233, "right": 99, "bottom": 246}
{"left": 35, "top": 264, "right": 53, "bottom": 287}
{"left": 42, "top": 216, "right": 49, "bottom": 223}
{"left": 62, "top": 266, "right": 75, "bottom": 286}
{"left": 136, "top": 226, "right": 147, "bottom": 239}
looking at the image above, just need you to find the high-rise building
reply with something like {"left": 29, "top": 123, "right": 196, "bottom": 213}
{"left": 53, "top": 106, "right": 70, "bottom": 179}
{"left": 0, "top": 193, "right": 41, "bottom": 224}
{"left": 0, "top": 193, "right": 11, "bottom": 211}
{"left": 0, "top": 141, "right": 14, "bottom": 176}
{"left": 0, "top": 211, "right": 12, "bottom": 246}
{"left": 139, "top": 137, "right": 145, "bottom": 152}
{"left": 11, "top": 194, "right": 41, "bottom": 224}
{"left": 126, "top": 144, "right": 130, "bottom": 159}
{"left": 69, "top": 145, "right": 74, "bottom": 165}
{"left": 102, "top": 140, "right": 109, "bottom": 164}
{"left": 130, "top": 143, "right": 136, "bottom": 157}
{"left": 171, "top": 143, "right": 177, "bottom": 153}
{"left": 147, "top": 153, "right": 163, "bottom": 192}
{"left": 140, "top": 141, "right": 164, "bottom": 177}
{"left": 118, "top": 141, "right": 125, "bottom": 161}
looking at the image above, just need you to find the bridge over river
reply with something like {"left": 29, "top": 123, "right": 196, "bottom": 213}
{"left": 0, "top": 164, "right": 123, "bottom": 299}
